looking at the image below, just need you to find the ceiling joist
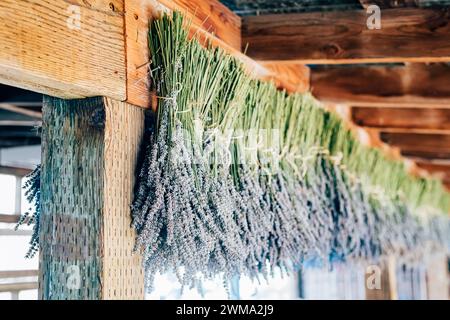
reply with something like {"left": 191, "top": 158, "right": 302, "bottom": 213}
{"left": 242, "top": 8, "right": 450, "bottom": 64}
{"left": 380, "top": 132, "right": 450, "bottom": 160}
{"left": 359, "top": 0, "right": 419, "bottom": 8}
{"left": 311, "top": 63, "right": 450, "bottom": 107}
{"left": 0, "top": 103, "right": 42, "bottom": 119}
{"left": 351, "top": 107, "right": 450, "bottom": 134}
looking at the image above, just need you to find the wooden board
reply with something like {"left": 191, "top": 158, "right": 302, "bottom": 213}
{"left": 242, "top": 8, "right": 450, "bottom": 63}
{"left": 262, "top": 62, "right": 310, "bottom": 93}
{"left": 311, "top": 64, "right": 450, "bottom": 107}
{"left": 380, "top": 132, "right": 450, "bottom": 160}
{"left": 415, "top": 160, "right": 450, "bottom": 184}
{"left": 359, "top": 0, "right": 418, "bottom": 8}
{"left": 0, "top": 0, "right": 126, "bottom": 100}
{"left": 39, "top": 96, "right": 145, "bottom": 300}
{"left": 0, "top": 165, "right": 32, "bottom": 177}
{"left": 352, "top": 107, "right": 450, "bottom": 133}
{"left": 0, "top": 214, "right": 21, "bottom": 224}
{"left": 0, "top": 1, "right": 310, "bottom": 108}
{"left": 124, "top": 0, "right": 242, "bottom": 108}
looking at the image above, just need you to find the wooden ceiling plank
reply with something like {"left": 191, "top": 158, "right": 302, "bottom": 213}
{"left": 311, "top": 63, "right": 450, "bottom": 107}
{"left": 359, "top": 0, "right": 419, "bottom": 8}
{"left": 352, "top": 106, "right": 450, "bottom": 133}
{"left": 242, "top": 8, "right": 450, "bottom": 63}
{"left": 125, "top": 0, "right": 310, "bottom": 108}
{"left": 260, "top": 62, "right": 310, "bottom": 93}
{"left": 380, "top": 132, "right": 450, "bottom": 160}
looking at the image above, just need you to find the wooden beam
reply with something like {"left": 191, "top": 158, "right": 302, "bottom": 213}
{"left": 352, "top": 107, "right": 450, "bottom": 133}
{"left": 124, "top": 0, "right": 242, "bottom": 108}
{"left": 0, "top": 103, "right": 42, "bottom": 119}
{"left": 261, "top": 62, "right": 310, "bottom": 93}
{"left": 39, "top": 96, "right": 145, "bottom": 300}
{"left": 125, "top": 0, "right": 309, "bottom": 108}
{"left": 311, "top": 64, "right": 450, "bottom": 107}
{"left": 425, "top": 252, "right": 449, "bottom": 299}
{"left": 0, "top": 166, "right": 32, "bottom": 177}
{"left": 0, "top": 282, "right": 38, "bottom": 293}
{"left": 359, "top": 0, "right": 419, "bottom": 8}
{"left": 0, "top": 0, "right": 126, "bottom": 100}
{"left": 415, "top": 160, "right": 450, "bottom": 183}
{"left": 365, "top": 257, "right": 398, "bottom": 300}
{"left": 0, "top": 229, "right": 33, "bottom": 236}
{"left": 0, "top": 137, "right": 40, "bottom": 148}
{"left": 242, "top": 8, "right": 450, "bottom": 64}
{"left": 0, "top": 127, "right": 40, "bottom": 138}
{"left": 0, "top": 120, "right": 41, "bottom": 127}
{"left": 0, "top": 270, "right": 38, "bottom": 279}
{"left": 0, "top": 214, "right": 21, "bottom": 224}
{"left": 0, "top": 1, "right": 308, "bottom": 108}
{"left": 380, "top": 132, "right": 450, "bottom": 159}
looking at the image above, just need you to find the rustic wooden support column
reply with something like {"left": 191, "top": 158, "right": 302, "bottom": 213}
{"left": 425, "top": 251, "right": 449, "bottom": 300}
{"left": 39, "top": 96, "right": 145, "bottom": 299}
{"left": 365, "top": 257, "right": 398, "bottom": 300}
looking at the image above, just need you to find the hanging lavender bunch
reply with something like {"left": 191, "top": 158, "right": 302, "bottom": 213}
{"left": 16, "top": 165, "right": 41, "bottom": 258}
{"left": 132, "top": 12, "right": 450, "bottom": 291}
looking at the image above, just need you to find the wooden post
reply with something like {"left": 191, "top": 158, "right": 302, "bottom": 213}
{"left": 365, "top": 257, "right": 397, "bottom": 300}
{"left": 426, "top": 252, "right": 449, "bottom": 300}
{"left": 39, "top": 96, "right": 145, "bottom": 299}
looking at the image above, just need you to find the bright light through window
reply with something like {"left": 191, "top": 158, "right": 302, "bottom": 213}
{"left": 0, "top": 174, "right": 16, "bottom": 214}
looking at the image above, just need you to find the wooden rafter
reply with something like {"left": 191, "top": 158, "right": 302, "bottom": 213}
{"left": 0, "top": 120, "right": 41, "bottom": 127}
{"left": 415, "top": 160, "right": 450, "bottom": 184}
{"left": 0, "top": 103, "right": 42, "bottom": 119}
{"left": 242, "top": 8, "right": 450, "bottom": 64}
{"left": 125, "top": 0, "right": 310, "bottom": 108}
{"left": 359, "top": 0, "right": 419, "bottom": 8}
{"left": 0, "top": 166, "right": 31, "bottom": 177}
{"left": 380, "top": 132, "right": 450, "bottom": 160}
{"left": 0, "top": 0, "right": 309, "bottom": 109}
{"left": 261, "top": 62, "right": 310, "bottom": 93}
{"left": 0, "top": 214, "right": 21, "bottom": 224}
{"left": 311, "top": 64, "right": 450, "bottom": 107}
{"left": 351, "top": 107, "right": 450, "bottom": 134}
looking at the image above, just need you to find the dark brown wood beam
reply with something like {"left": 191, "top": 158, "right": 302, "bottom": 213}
{"left": 414, "top": 160, "right": 450, "bottom": 183}
{"left": 380, "top": 132, "right": 450, "bottom": 159}
{"left": 359, "top": 0, "right": 419, "bottom": 8}
{"left": 311, "top": 63, "right": 450, "bottom": 107}
{"left": 242, "top": 8, "right": 450, "bottom": 64}
{"left": 352, "top": 107, "right": 450, "bottom": 133}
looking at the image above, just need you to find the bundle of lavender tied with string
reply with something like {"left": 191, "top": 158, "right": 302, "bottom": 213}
{"left": 15, "top": 12, "right": 449, "bottom": 293}
{"left": 130, "top": 12, "right": 450, "bottom": 292}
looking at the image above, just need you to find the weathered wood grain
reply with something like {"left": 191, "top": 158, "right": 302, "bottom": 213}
{"left": 359, "top": 0, "right": 419, "bottom": 8}
{"left": 380, "top": 132, "right": 450, "bottom": 159}
{"left": 311, "top": 64, "right": 450, "bottom": 107}
{"left": 124, "top": 0, "right": 242, "bottom": 108}
{"left": 39, "top": 96, "right": 144, "bottom": 300}
{"left": 262, "top": 62, "right": 310, "bottom": 93}
{"left": 242, "top": 8, "right": 450, "bottom": 63}
{"left": 352, "top": 107, "right": 450, "bottom": 133}
{"left": 0, "top": 0, "right": 126, "bottom": 100}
